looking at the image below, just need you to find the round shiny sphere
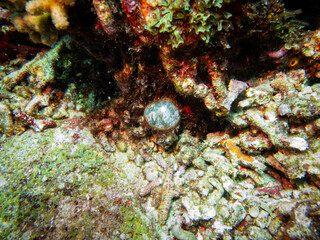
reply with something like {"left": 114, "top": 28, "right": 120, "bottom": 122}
{"left": 144, "top": 99, "right": 180, "bottom": 130}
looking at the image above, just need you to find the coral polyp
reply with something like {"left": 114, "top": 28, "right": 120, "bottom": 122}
{"left": 144, "top": 99, "right": 180, "bottom": 130}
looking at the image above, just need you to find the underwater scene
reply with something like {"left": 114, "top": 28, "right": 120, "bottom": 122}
{"left": 1, "top": 0, "right": 320, "bottom": 239}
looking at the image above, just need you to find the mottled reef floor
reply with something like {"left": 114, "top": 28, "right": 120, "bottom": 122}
{"left": 1, "top": 110, "right": 320, "bottom": 239}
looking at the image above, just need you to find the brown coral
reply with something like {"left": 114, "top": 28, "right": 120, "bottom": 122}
{"left": 7, "top": 0, "right": 75, "bottom": 45}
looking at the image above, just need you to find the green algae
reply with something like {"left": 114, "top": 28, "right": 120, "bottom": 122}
{"left": 121, "top": 205, "right": 154, "bottom": 240}
{"left": 0, "top": 128, "right": 154, "bottom": 239}
{"left": 144, "top": 0, "right": 233, "bottom": 48}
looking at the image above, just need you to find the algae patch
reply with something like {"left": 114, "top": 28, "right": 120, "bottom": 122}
{"left": 0, "top": 126, "right": 154, "bottom": 239}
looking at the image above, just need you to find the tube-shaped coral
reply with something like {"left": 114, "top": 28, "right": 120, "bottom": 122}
{"left": 26, "top": 0, "right": 75, "bottom": 30}
{"left": 7, "top": 0, "right": 75, "bottom": 45}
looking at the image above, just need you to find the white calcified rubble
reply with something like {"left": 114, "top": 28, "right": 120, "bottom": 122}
{"left": 133, "top": 68, "right": 320, "bottom": 238}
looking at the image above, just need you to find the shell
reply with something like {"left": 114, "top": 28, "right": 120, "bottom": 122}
{"left": 144, "top": 99, "right": 180, "bottom": 130}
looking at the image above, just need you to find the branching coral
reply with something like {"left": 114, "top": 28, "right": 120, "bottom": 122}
{"left": 26, "top": 0, "right": 75, "bottom": 30}
{"left": 1, "top": 0, "right": 75, "bottom": 45}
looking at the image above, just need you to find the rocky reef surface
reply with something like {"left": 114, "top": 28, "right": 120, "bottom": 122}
{"left": 1, "top": 0, "right": 320, "bottom": 239}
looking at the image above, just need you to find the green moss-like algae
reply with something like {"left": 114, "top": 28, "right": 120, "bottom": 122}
{"left": 0, "top": 128, "right": 154, "bottom": 239}
{"left": 144, "top": 0, "right": 233, "bottom": 48}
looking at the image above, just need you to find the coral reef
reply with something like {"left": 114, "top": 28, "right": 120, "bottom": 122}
{"left": 1, "top": 0, "right": 320, "bottom": 239}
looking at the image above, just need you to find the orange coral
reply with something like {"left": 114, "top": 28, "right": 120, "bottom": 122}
{"left": 9, "top": 0, "right": 75, "bottom": 45}
{"left": 26, "top": 0, "right": 75, "bottom": 30}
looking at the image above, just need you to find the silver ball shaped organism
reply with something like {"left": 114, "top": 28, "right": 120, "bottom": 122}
{"left": 144, "top": 99, "right": 180, "bottom": 130}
